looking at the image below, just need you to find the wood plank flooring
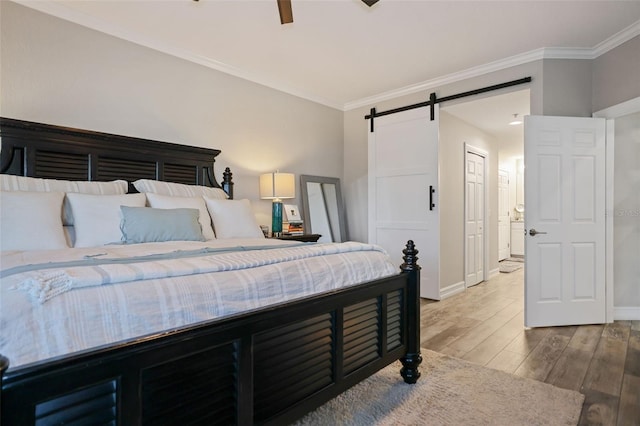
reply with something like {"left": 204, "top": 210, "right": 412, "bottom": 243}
{"left": 420, "top": 268, "right": 640, "bottom": 425}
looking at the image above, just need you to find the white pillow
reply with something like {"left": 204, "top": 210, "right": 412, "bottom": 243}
{"left": 204, "top": 198, "right": 264, "bottom": 239}
{"left": 0, "top": 175, "right": 128, "bottom": 225}
{"left": 133, "top": 179, "right": 228, "bottom": 199}
{"left": 0, "top": 191, "right": 67, "bottom": 251}
{"left": 66, "top": 193, "right": 146, "bottom": 247}
{"left": 146, "top": 193, "right": 215, "bottom": 240}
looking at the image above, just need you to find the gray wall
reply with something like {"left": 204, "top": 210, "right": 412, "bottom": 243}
{"left": 0, "top": 2, "right": 344, "bottom": 230}
{"left": 591, "top": 36, "right": 640, "bottom": 314}
{"left": 613, "top": 111, "right": 640, "bottom": 308}
{"left": 593, "top": 36, "right": 640, "bottom": 112}
{"left": 542, "top": 59, "right": 593, "bottom": 117}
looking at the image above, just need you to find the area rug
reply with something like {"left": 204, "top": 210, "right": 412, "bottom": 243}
{"left": 499, "top": 260, "right": 523, "bottom": 273}
{"left": 295, "top": 349, "right": 584, "bottom": 426}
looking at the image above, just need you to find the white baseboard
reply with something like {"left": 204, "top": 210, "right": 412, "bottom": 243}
{"left": 488, "top": 268, "right": 500, "bottom": 279}
{"left": 613, "top": 306, "right": 640, "bottom": 321}
{"left": 440, "top": 281, "right": 466, "bottom": 300}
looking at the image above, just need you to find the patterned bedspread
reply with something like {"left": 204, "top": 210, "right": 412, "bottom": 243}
{"left": 0, "top": 239, "right": 398, "bottom": 369}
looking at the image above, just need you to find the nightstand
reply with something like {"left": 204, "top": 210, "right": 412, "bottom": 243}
{"left": 273, "top": 234, "right": 321, "bottom": 242}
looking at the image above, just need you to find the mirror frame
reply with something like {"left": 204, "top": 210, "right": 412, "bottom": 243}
{"left": 300, "top": 175, "right": 348, "bottom": 242}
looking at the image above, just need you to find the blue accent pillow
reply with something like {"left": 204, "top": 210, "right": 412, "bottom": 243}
{"left": 120, "top": 206, "right": 205, "bottom": 244}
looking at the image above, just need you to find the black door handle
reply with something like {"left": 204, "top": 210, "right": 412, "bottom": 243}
{"left": 429, "top": 186, "right": 435, "bottom": 211}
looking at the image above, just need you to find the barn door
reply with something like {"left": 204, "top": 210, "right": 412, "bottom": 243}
{"left": 368, "top": 106, "right": 440, "bottom": 299}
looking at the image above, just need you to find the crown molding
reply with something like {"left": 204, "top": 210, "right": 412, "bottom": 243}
{"left": 593, "top": 19, "right": 640, "bottom": 58}
{"left": 343, "top": 19, "right": 639, "bottom": 111}
{"left": 343, "top": 49, "right": 548, "bottom": 111}
{"left": 13, "top": 0, "right": 344, "bottom": 110}
{"left": 540, "top": 47, "right": 594, "bottom": 60}
{"left": 13, "top": 1, "right": 640, "bottom": 112}
{"left": 593, "top": 96, "right": 640, "bottom": 119}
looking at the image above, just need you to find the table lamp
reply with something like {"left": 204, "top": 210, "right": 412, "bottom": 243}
{"left": 260, "top": 171, "right": 295, "bottom": 237}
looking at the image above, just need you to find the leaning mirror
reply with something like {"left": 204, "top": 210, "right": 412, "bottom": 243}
{"left": 300, "top": 175, "right": 348, "bottom": 243}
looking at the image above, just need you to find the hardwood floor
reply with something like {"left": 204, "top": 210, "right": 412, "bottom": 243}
{"left": 420, "top": 267, "right": 640, "bottom": 425}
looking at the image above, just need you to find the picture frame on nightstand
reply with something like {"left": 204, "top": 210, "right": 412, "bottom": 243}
{"left": 284, "top": 204, "right": 304, "bottom": 235}
{"left": 284, "top": 204, "right": 302, "bottom": 222}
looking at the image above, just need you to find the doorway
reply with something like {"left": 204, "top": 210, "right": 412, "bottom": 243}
{"left": 444, "top": 89, "right": 528, "bottom": 281}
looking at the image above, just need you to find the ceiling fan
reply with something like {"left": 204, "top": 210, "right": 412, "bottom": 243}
{"left": 277, "top": 0, "right": 379, "bottom": 24}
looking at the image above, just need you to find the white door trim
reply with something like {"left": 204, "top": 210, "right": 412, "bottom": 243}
{"left": 464, "top": 144, "right": 489, "bottom": 287}
{"left": 594, "top": 95, "right": 640, "bottom": 323}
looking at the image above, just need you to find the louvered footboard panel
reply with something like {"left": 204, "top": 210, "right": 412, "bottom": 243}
{"left": 34, "top": 379, "right": 117, "bottom": 426}
{"left": 387, "top": 290, "right": 404, "bottom": 351}
{"left": 253, "top": 313, "right": 334, "bottom": 423}
{"left": 343, "top": 298, "right": 381, "bottom": 374}
{"left": 141, "top": 341, "right": 238, "bottom": 426}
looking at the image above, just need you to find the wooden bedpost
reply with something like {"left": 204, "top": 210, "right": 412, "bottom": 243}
{"left": 0, "top": 355, "right": 8, "bottom": 416}
{"left": 222, "top": 167, "right": 234, "bottom": 199}
{"left": 400, "top": 240, "right": 422, "bottom": 384}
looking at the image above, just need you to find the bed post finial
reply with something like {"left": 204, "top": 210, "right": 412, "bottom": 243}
{"left": 400, "top": 240, "right": 419, "bottom": 271}
{"left": 400, "top": 240, "right": 422, "bottom": 384}
{"left": 222, "top": 167, "right": 234, "bottom": 200}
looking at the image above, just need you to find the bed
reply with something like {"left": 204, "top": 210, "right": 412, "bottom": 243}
{"left": 0, "top": 117, "right": 422, "bottom": 425}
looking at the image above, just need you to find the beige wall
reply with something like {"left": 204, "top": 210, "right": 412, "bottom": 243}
{"left": 0, "top": 2, "right": 344, "bottom": 230}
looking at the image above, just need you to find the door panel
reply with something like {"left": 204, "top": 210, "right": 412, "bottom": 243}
{"left": 465, "top": 151, "right": 485, "bottom": 287}
{"left": 368, "top": 106, "right": 440, "bottom": 299}
{"left": 524, "top": 116, "right": 606, "bottom": 327}
{"left": 498, "top": 170, "right": 510, "bottom": 260}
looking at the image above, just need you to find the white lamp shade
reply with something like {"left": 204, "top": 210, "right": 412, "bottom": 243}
{"left": 260, "top": 172, "right": 295, "bottom": 200}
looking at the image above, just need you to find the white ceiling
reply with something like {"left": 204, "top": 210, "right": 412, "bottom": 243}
{"left": 20, "top": 0, "right": 638, "bottom": 162}
{"left": 18, "top": 0, "right": 640, "bottom": 112}
{"left": 444, "top": 88, "right": 530, "bottom": 161}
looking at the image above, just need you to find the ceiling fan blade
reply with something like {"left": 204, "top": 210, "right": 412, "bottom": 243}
{"left": 361, "top": 0, "right": 379, "bottom": 6}
{"left": 277, "top": 0, "right": 293, "bottom": 24}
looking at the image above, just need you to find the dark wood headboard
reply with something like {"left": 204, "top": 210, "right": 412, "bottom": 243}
{"left": 0, "top": 117, "right": 233, "bottom": 198}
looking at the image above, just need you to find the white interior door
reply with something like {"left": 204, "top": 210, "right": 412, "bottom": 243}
{"left": 524, "top": 115, "right": 606, "bottom": 327}
{"left": 465, "top": 150, "right": 485, "bottom": 287}
{"left": 368, "top": 106, "right": 440, "bottom": 299}
{"left": 498, "top": 169, "right": 511, "bottom": 261}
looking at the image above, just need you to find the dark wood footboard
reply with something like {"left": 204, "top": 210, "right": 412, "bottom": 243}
{"left": 1, "top": 242, "right": 421, "bottom": 425}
